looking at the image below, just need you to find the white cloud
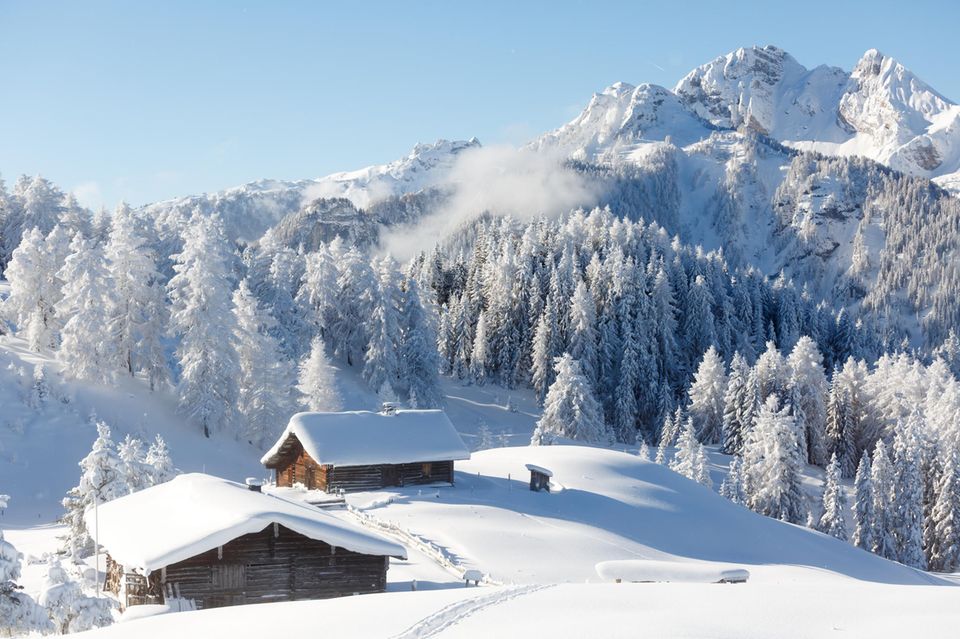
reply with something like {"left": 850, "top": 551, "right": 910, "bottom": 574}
{"left": 299, "top": 178, "right": 392, "bottom": 210}
{"left": 379, "top": 144, "right": 600, "bottom": 260}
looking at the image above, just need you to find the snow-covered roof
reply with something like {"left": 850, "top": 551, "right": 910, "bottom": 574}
{"left": 87, "top": 473, "right": 406, "bottom": 573}
{"left": 525, "top": 464, "right": 553, "bottom": 477}
{"left": 261, "top": 410, "right": 471, "bottom": 468}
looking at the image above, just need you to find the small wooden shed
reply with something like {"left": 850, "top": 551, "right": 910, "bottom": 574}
{"left": 261, "top": 409, "right": 471, "bottom": 493}
{"left": 526, "top": 464, "right": 553, "bottom": 492}
{"left": 87, "top": 473, "right": 406, "bottom": 610}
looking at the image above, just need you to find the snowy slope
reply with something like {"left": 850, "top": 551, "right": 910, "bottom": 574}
{"left": 70, "top": 581, "right": 960, "bottom": 639}
{"left": 0, "top": 335, "right": 265, "bottom": 525}
{"left": 346, "top": 445, "right": 940, "bottom": 586}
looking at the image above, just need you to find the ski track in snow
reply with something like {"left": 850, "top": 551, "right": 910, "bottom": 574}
{"left": 344, "top": 504, "right": 489, "bottom": 584}
{"left": 389, "top": 584, "right": 552, "bottom": 639}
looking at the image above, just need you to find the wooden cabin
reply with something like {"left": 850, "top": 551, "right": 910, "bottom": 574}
{"left": 87, "top": 473, "right": 406, "bottom": 610}
{"left": 261, "top": 409, "right": 471, "bottom": 493}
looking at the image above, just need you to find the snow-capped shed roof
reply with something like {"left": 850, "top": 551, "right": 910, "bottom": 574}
{"left": 86, "top": 473, "right": 406, "bottom": 574}
{"left": 525, "top": 464, "right": 553, "bottom": 478}
{"left": 260, "top": 410, "right": 471, "bottom": 468}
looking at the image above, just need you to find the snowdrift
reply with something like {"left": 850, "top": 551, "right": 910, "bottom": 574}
{"left": 595, "top": 559, "right": 749, "bottom": 584}
{"left": 350, "top": 445, "right": 947, "bottom": 586}
{"left": 75, "top": 581, "right": 960, "bottom": 639}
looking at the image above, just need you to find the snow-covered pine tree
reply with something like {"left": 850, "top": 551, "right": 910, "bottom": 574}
{"left": 818, "top": 453, "right": 848, "bottom": 540}
{"left": 38, "top": 557, "right": 114, "bottom": 633}
{"left": 436, "top": 303, "right": 454, "bottom": 376}
{"left": 742, "top": 395, "right": 805, "bottom": 524}
{"left": 530, "top": 306, "right": 555, "bottom": 404}
{"left": 637, "top": 438, "right": 651, "bottom": 462}
{"left": 450, "top": 293, "right": 472, "bottom": 381}
{"left": 263, "top": 247, "right": 310, "bottom": 359}
{"left": 233, "top": 279, "right": 297, "bottom": 447}
{"left": 1, "top": 501, "right": 51, "bottom": 636}
{"left": 825, "top": 365, "right": 860, "bottom": 479}
{"left": 655, "top": 406, "right": 683, "bottom": 465}
{"left": 117, "top": 434, "right": 148, "bottom": 494}
{"left": 687, "top": 346, "right": 727, "bottom": 444}
{"left": 296, "top": 244, "right": 338, "bottom": 339}
{"left": 721, "top": 352, "right": 752, "bottom": 455}
{"left": 1, "top": 174, "right": 64, "bottom": 267}
{"left": 104, "top": 202, "right": 169, "bottom": 389}
{"left": 61, "top": 422, "right": 128, "bottom": 558}
{"left": 30, "top": 363, "right": 49, "bottom": 409}
{"left": 399, "top": 277, "right": 442, "bottom": 408}
{"left": 752, "top": 341, "right": 786, "bottom": 404}
{"left": 720, "top": 456, "right": 746, "bottom": 505}
{"left": 669, "top": 418, "right": 699, "bottom": 481}
{"left": 669, "top": 419, "right": 712, "bottom": 487}
{"left": 650, "top": 265, "right": 679, "bottom": 391}
{"left": 613, "top": 322, "right": 641, "bottom": 443}
{"left": 870, "top": 440, "right": 897, "bottom": 560}
{"left": 470, "top": 310, "right": 490, "bottom": 386}
{"left": 55, "top": 234, "right": 115, "bottom": 383}
{"left": 892, "top": 416, "right": 926, "bottom": 569}
{"left": 852, "top": 452, "right": 876, "bottom": 551}
{"left": 694, "top": 442, "right": 713, "bottom": 488}
{"left": 567, "top": 279, "right": 598, "bottom": 387}
{"left": 2, "top": 225, "right": 70, "bottom": 350}
{"left": 531, "top": 353, "right": 612, "bottom": 446}
{"left": 59, "top": 192, "right": 92, "bottom": 239}
{"left": 786, "top": 336, "right": 828, "bottom": 466}
{"left": 476, "top": 421, "right": 494, "bottom": 451}
{"left": 681, "top": 275, "right": 717, "bottom": 374}
{"left": 144, "top": 435, "right": 176, "bottom": 486}
{"left": 168, "top": 213, "right": 240, "bottom": 438}
{"left": 298, "top": 336, "right": 342, "bottom": 412}
{"left": 929, "top": 450, "right": 960, "bottom": 572}
{"left": 363, "top": 257, "right": 403, "bottom": 397}
{"left": 328, "top": 246, "right": 377, "bottom": 367}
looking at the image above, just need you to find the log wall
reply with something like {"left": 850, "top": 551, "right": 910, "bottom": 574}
{"left": 326, "top": 460, "right": 454, "bottom": 492}
{"left": 272, "top": 436, "right": 456, "bottom": 493}
{"left": 113, "top": 523, "right": 389, "bottom": 609}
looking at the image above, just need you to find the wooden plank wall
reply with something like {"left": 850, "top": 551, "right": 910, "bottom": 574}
{"left": 326, "top": 460, "right": 454, "bottom": 492}
{"left": 115, "top": 524, "right": 389, "bottom": 609}
{"left": 275, "top": 440, "right": 325, "bottom": 490}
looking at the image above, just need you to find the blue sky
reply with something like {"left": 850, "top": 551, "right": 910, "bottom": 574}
{"left": 1, "top": 0, "right": 957, "bottom": 209}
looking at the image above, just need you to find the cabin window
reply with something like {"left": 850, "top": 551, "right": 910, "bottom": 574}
{"left": 422, "top": 463, "right": 433, "bottom": 477}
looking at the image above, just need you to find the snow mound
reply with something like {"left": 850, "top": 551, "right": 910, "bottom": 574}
{"left": 352, "top": 445, "right": 946, "bottom": 586}
{"left": 596, "top": 559, "right": 749, "bottom": 583}
{"left": 74, "top": 581, "right": 960, "bottom": 639}
{"left": 88, "top": 473, "right": 406, "bottom": 573}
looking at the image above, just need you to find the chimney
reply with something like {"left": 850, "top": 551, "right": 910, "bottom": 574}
{"left": 245, "top": 478, "right": 263, "bottom": 493}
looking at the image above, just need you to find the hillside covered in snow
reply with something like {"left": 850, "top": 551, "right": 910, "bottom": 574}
{"left": 4, "top": 40, "right": 960, "bottom": 638}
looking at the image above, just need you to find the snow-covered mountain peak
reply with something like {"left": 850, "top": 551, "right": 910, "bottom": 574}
{"left": 674, "top": 45, "right": 811, "bottom": 135}
{"left": 407, "top": 138, "right": 480, "bottom": 165}
{"left": 834, "top": 49, "right": 958, "bottom": 175}
{"left": 841, "top": 49, "right": 953, "bottom": 140}
{"left": 531, "top": 81, "right": 711, "bottom": 160}
{"left": 533, "top": 44, "right": 960, "bottom": 188}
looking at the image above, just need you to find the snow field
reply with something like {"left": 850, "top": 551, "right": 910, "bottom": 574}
{"left": 73, "top": 580, "right": 960, "bottom": 639}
